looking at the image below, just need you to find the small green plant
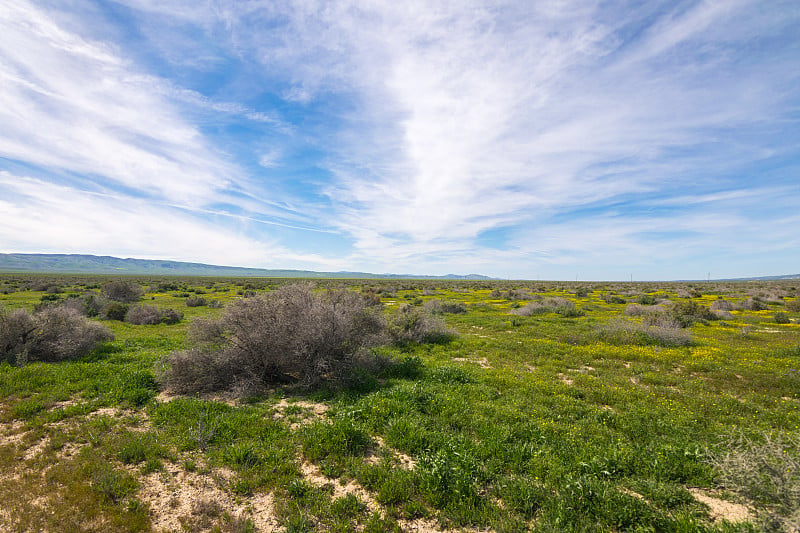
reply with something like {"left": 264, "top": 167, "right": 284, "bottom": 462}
{"left": 774, "top": 312, "right": 790, "bottom": 324}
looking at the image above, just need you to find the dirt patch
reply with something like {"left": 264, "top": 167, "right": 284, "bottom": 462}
{"left": 619, "top": 487, "right": 646, "bottom": 500}
{"left": 22, "top": 436, "right": 49, "bottom": 461}
{"left": 558, "top": 373, "right": 573, "bottom": 386}
{"left": 689, "top": 488, "right": 753, "bottom": 524}
{"left": 272, "top": 399, "right": 328, "bottom": 430}
{"left": 156, "top": 391, "right": 238, "bottom": 406}
{"left": 300, "top": 460, "right": 380, "bottom": 514}
{"left": 398, "top": 517, "right": 494, "bottom": 532}
{"left": 452, "top": 357, "right": 493, "bottom": 369}
{"left": 135, "top": 460, "right": 278, "bottom": 532}
{"left": 367, "top": 436, "right": 416, "bottom": 470}
{"left": 0, "top": 420, "right": 26, "bottom": 447}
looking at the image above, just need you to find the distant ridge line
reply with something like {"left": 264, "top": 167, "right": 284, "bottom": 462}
{"left": 0, "top": 253, "right": 494, "bottom": 280}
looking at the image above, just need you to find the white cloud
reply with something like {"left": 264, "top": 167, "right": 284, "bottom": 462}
{"left": 0, "top": 0, "right": 234, "bottom": 204}
{"left": 0, "top": 171, "right": 340, "bottom": 269}
{"left": 2, "top": 0, "right": 798, "bottom": 278}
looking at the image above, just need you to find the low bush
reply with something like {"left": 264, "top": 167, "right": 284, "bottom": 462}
{"left": 511, "top": 298, "right": 583, "bottom": 318}
{"left": 636, "top": 294, "right": 658, "bottom": 305}
{"left": 159, "top": 284, "right": 386, "bottom": 393}
{"left": 774, "top": 312, "right": 790, "bottom": 324}
{"left": 125, "top": 305, "right": 162, "bottom": 325}
{"left": 423, "top": 299, "right": 467, "bottom": 315}
{"left": 387, "top": 305, "right": 457, "bottom": 345}
{"left": 668, "top": 300, "right": 717, "bottom": 327}
{"left": 739, "top": 297, "right": 768, "bottom": 311}
{"left": 710, "top": 299, "right": 734, "bottom": 312}
{"left": 160, "top": 308, "right": 183, "bottom": 324}
{"left": 1, "top": 305, "right": 113, "bottom": 364}
{"left": 596, "top": 317, "right": 691, "bottom": 347}
{"left": 125, "top": 305, "right": 183, "bottom": 325}
{"left": 101, "top": 280, "right": 143, "bottom": 303}
{"left": 100, "top": 302, "right": 129, "bottom": 321}
{"left": 185, "top": 296, "right": 207, "bottom": 307}
{"left": 786, "top": 299, "right": 800, "bottom": 312}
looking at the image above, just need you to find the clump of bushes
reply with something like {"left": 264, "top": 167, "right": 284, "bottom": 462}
{"left": 100, "top": 302, "right": 129, "bottom": 321}
{"left": 603, "top": 294, "right": 627, "bottom": 304}
{"left": 423, "top": 299, "right": 467, "bottom": 315}
{"left": 668, "top": 300, "right": 717, "bottom": 327}
{"left": 490, "top": 289, "right": 533, "bottom": 300}
{"left": 101, "top": 280, "right": 143, "bottom": 303}
{"left": 1, "top": 305, "right": 113, "bottom": 364}
{"left": 511, "top": 298, "right": 584, "bottom": 318}
{"left": 387, "top": 305, "right": 457, "bottom": 345}
{"left": 774, "top": 312, "right": 790, "bottom": 325}
{"left": 158, "top": 284, "right": 387, "bottom": 393}
{"left": 125, "top": 305, "right": 183, "bottom": 325}
{"left": 159, "top": 285, "right": 458, "bottom": 394}
{"left": 707, "top": 432, "right": 800, "bottom": 532}
{"left": 738, "top": 297, "right": 768, "bottom": 311}
{"left": 185, "top": 296, "right": 207, "bottom": 307}
{"left": 785, "top": 299, "right": 800, "bottom": 312}
{"left": 636, "top": 294, "right": 659, "bottom": 305}
{"left": 596, "top": 317, "right": 691, "bottom": 347}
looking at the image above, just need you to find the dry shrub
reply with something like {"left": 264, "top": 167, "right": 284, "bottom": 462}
{"left": 185, "top": 296, "right": 207, "bottom": 307}
{"left": 710, "top": 299, "right": 734, "bottom": 311}
{"left": 0, "top": 307, "right": 36, "bottom": 364}
{"left": 774, "top": 312, "right": 790, "bottom": 325}
{"left": 101, "top": 280, "right": 143, "bottom": 303}
{"left": 668, "top": 300, "right": 717, "bottom": 327}
{"left": 707, "top": 432, "right": 800, "bottom": 532}
{"left": 597, "top": 317, "right": 691, "bottom": 347}
{"left": 125, "top": 304, "right": 162, "bottom": 325}
{"left": 387, "top": 304, "right": 457, "bottom": 344}
{"left": 739, "top": 298, "right": 768, "bottom": 311}
{"left": 125, "top": 305, "right": 183, "bottom": 325}
{"left": 1, "top": 305, "right": 113, "bottom": 364}
{"left": 785, "top": 299, "right": 800, "bottom": 312}
{"left": 157, "top": 349, "right": 238, "bottom": 394}
{"left": 512, "top": 298, "right": 582, "bottom": 317}
{"left": 159, "top": 284, "right": 385, "bottom": 392}
{"left": 714, "top": 310, "right": 735, "bottom": 320}
{"left": 423, "top": 299, "right": 467, "bottom": 314}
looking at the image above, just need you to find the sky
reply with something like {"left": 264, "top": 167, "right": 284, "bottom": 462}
{"left": 1, "top": 0, "right": 799, "bottom": 280}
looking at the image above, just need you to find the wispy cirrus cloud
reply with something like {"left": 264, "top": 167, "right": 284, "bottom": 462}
{"left": 1, "top": 0, "right": 799, "bottom": 278}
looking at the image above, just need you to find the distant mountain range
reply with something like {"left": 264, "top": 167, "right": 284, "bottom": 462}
{"left": 0, "top": 253, "right": 494, "bottom": 280}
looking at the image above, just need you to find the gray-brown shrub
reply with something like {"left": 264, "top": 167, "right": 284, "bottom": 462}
{"left": 101, "top": 280, "right": 143, "bottom": 303}
{"left": 125, "top": 305, "right": 183, "bottom": 325}
{"left": 785, "top": 298, "right": 800, "bottom": 312}
{"left": 159, "top": 284, "right": 386, "bottom": 392}
{"left": 597, "top": 317, "right": 691, "bottom": 347}
{"left": 1, "top": 305, "right": 113, "bottom": 364}
{"left": 512, "top": 298, "right": 583, "bottom": 317}
{"left": 387, "top": 304, "right": 457, "bottom": 345}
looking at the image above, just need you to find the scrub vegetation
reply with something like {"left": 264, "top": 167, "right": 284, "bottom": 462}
{"left": 1, "top": 274, "right": 799, "bottom": 532}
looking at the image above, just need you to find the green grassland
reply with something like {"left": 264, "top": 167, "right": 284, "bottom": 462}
{"left": 1, "top": 275, "right": 798, "bottom": 532}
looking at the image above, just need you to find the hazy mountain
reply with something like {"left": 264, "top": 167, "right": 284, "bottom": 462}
{"left": 0, "top": 254, "right": 494, "bottom": 280}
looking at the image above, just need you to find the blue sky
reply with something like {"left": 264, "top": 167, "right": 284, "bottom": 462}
{"left": 1, "top": 0, "right": 799, "bottom": 280}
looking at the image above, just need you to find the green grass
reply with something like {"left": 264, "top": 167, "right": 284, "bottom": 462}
{"left": 1, "top": 275, "right": 799, "bottom": 531}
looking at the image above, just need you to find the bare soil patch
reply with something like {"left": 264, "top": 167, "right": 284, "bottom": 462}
{"left": 689, "top": 488, "right": 753, "bottom": 524}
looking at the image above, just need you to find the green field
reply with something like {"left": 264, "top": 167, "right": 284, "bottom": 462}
{"left": 1, "top": 275, "right": 798, "bottom": 532}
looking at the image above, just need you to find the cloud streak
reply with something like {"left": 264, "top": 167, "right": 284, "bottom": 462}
{"left": 1, "top": 0, "right": 799, "bottom": 279}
